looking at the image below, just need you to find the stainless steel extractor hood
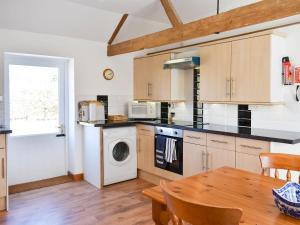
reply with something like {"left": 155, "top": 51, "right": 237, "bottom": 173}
{"left": 163, "top": 56, "right": 200, "bottom": 70}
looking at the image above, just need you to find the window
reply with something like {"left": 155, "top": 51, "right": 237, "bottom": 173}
{"left": 9, "top": 65, "right": 60, "bottom": 136}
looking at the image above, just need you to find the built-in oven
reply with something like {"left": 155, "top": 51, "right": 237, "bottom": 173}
{"left": 154, "top": 126, "right": 183, "bottom": 175}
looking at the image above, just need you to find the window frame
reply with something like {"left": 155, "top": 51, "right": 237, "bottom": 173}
{"left": 4, "top": 53, "right": 67, "bottom": 137}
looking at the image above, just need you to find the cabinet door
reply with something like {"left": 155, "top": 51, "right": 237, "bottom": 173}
{"left": 207, "top": 147, "right": 235, "bottom": 171}
{"left": 134, "top": 57, "right": 151, "bottom": 100}
{"left": 231, "top": 35, "right": 271, "bottom": 102}
{"left": 183, "top": 142, "right": 206, "bottom": 177}
{"left": 137, "top": 134, "right": 155, "bottom": 174}
{"left": 0, "top": 150, "right": 6, "bottom": 197}
{"left": 199, "top": 42, "right": 232, "bottom": 102}
{"left": 150, "top": 54, "right": 172, "bottom": 101}
{"left": 236, "top": 153, "right": 262, "bottom": 174}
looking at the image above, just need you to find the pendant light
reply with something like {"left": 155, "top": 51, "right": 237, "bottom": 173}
{"left": 215, "top": 0, "right": 220, "bottom": 34}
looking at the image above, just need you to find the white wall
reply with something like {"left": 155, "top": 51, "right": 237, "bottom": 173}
{"left": 0, "top": 28, "right": 136, "bottom": 183}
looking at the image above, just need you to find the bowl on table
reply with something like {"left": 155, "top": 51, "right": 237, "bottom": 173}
{"left": 272, "top": 182, "right": 300, "bottom": 219}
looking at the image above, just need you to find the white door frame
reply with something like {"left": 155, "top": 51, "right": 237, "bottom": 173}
{"left": 3, "top": 52, "right": 70, "bottom": 181}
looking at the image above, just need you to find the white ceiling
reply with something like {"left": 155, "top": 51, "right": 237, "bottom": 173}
{"left": 0, "top": 0, "right": 267, "bottom": 45}
{"left": 68, "top": 0, "right": 260, "bottom": 24}
{"left": 0, "top": 0, "right": 168, "bottom": 43}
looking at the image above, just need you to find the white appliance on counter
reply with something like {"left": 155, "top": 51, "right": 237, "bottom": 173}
{"left": 128, "top": 102, "right": 157, "bottom": 119}
{"left": 103, "top": 127, "right": 137, "bottom": 185}
{"left": 78, "top": 100, "right": 105, "bottom": 122}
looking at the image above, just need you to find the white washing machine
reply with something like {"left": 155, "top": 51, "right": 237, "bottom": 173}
{"left": 103, "top": 127, "right": 137, "bottom": 186}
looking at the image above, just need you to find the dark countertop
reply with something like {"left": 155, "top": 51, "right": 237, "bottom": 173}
{"left": 78, "top": 120, "right": 300, "bottom": 144}
{"left": 0, "top": 127, "right": 12, "bottom": 134}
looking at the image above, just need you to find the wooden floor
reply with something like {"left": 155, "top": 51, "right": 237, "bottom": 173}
{"left": 0, "top": 179, "right": 155, "bottom": 225}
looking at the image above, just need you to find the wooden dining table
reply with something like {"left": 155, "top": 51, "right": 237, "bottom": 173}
{"left": 142, "top": 167, "right": 300, "bottom": 225}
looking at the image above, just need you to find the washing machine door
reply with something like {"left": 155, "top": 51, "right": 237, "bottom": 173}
{"left": 109, "top": 138, "right": 132, "bottom": 166}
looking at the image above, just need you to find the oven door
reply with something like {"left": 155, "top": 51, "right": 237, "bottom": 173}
{"left": 155, "top": 135, "right": 183, "bottom": 175}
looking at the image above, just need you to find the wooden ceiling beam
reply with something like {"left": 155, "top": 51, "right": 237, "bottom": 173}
{"left": 107, "top": 0, "right": 300, "bottom": 56}
{"left": 108, "top": 14, "right": 128, "bottom": 45}
{"left": 160, "top": 0, "right": 182, "bottom": 27}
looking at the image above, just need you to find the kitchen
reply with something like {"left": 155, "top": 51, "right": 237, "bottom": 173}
{"left": 1, "top": 0, "right": 300, "bottom": 225}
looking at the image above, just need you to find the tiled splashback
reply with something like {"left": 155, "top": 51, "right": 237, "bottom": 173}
{"left": 168, "top": 102, "right": 194, "bottom": 122}
{"left": 203, "top": 104, "right": 238, "bottom": 126}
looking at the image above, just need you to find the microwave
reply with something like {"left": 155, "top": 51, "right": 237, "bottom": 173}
{"left": 128, "top": 102, "right": 157, "bottom": 119}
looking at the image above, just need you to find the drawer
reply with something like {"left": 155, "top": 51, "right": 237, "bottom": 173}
{"left": 183, "top": 131, "right": 206, "bottom": 146}
{"left": 207, "top": 133, "right": 235, "bottom": 151}
{"left": 0, "top": 135, "right": 5, "bottom": 149}
{"left": 236, "top": 138, "right": 270, "bottom": 156}
{"left": 137, "top": 125, "right": 154, "bottom": 136}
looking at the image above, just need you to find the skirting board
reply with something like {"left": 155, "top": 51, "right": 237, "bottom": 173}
{"left": 9, "top": 175, "right": 73, "bottom": 194}
{"left": 68, "top": 171, "right": 84, "bottom": 182}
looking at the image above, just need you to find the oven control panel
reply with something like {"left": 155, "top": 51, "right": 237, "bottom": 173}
{"left": 155, "top": 126, "right": 183, "bottom": 138}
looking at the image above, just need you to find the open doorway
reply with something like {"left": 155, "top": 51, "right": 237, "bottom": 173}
{"left": 4, "top": 53, "right": 69, "bottom": 186}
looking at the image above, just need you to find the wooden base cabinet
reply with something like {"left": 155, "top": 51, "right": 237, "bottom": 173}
{"left": 0, "top": 150, "right": 6, "bottom": 197}
{"left": 236, "top": 153, "right": 262, "bottom": 174}
{"left": 183, "top": 131, "right": 207, "bottom": 177}
{"left": 207, "top": 147, "right": 235, "bottom": 171}
{"left": 235, "top": 138, "right": 270, "bottom": 174}
{"left": 0, "top": 135, "right": 7, "bottom": 211}
{"left": 137, "top": 125, "right": 155, "bottom": 174}
{"left": 183, "top": 143, "right": 206, "bottom": 177}
{"left": 137, "top": 128, "right": 271, "bottom": 183}
{"left": 137, "top": 125, "right": 183, "bottom": 182}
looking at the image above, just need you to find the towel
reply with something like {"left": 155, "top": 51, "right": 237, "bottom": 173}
{"left": 165, "top": 138, "right": 177, "bottom": 163}
{"left": 155, "top": 135, "right": 167, "bottom": 168}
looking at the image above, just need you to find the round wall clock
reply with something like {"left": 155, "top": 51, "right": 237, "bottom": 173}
{"left": 103, "top": 68, "right": 114, "bottom": 80}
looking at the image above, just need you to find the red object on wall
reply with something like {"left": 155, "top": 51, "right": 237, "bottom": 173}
{"left": 294, "top": 66, "right": 300, "bottom": 84}
{"left": 282, "top": 57, "right": 293, "bottom": 85}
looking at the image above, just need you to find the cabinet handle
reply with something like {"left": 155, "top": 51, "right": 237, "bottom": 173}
{"left": 231, "top": 79, "right": 235, "bottom": 96}
{"left": 202, "top": 151, "right": 206, "bottom": 171}
{"left": 186, "top": 135, "right": 201, "bottom": 140}
{"left": 147, "top": 83, "right": 152, "bottom": 97}
{"left": 240, "top": 144, "right": 262, "bottom": 150}
{"left": 210, "top": 139, "right": 228, "bottom": 144}
{"left": 140, "top": 129, "right": 151, "bottom": 132}
{"left": 138, "top": 138, "right": 141, "bottom": 152}
{"left": 2, "top": 158, "right": 4, "bottom": 179}
{"left": 206, "top": 152, "right": 210, "bottom": 170}
{"left": 226, "top": 79, "right": 231, "bottom": 96}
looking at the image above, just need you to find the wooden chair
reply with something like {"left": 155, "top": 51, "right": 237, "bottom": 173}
{"left": 160, "top": 180, "right": 243, "bottom": 225}
{"left": 259, "top": 153, "right": 300, "bottom": 183}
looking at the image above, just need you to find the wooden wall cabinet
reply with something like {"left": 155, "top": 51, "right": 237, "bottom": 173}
{"left": 134, "top": 53, "right": 185, "bottom": 102}
{"left": 134, "top": 57, "right": 152, "bottom": 101}
{"left": 199, "top": 32, "right": 285, "bottom": 104}
{"left": 199, "top": 42, "right": 232, "bottom": 102}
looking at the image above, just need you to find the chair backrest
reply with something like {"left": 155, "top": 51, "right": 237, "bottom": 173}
{"left": 160, "top": 180, "right": 243, "bottom": 225}
{"left": 259, "top": 153, "right": 300, "bottom": 183}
